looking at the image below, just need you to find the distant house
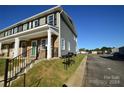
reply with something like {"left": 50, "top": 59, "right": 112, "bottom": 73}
{"left": 112, "top": 48, "right": 119, "bottom": 54}
{"left": 112, "top": 46, "right": 124, "bottom": 56}
{"left": 91, "top": 51, "right": 97, "bottom": 54}
{"left": 97, "top": 51, "right": 103, "bottom": 54}
{"left": 80, "top": 51, "right": 88, "bottom": 54}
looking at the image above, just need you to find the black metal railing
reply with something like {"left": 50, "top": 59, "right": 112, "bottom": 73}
{"left": 61, "top": 52, "right": 76, "bottom": 70}
{"left": 4, "top": 48, "right": 38, "bottom": 87}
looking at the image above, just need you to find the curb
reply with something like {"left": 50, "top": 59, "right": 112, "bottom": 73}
{"left": 64, "top": 55, "right": 87, "bottom": 87}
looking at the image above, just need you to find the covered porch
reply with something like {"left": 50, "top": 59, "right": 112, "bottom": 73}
{"left": 0, "top": 25, "right": 59, "bottom": 59}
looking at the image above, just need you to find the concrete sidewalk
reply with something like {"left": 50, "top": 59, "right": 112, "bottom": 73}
{"left": 65, "top": 55, "right": 87, "bottom": 87}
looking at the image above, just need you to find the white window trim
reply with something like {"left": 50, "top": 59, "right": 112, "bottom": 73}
{"left": 23, "top": 23, "right": 28, "bottom": 31}
{"left": 29, "top": 22, "right": 32, "bottom": 29}
{"left": 68, "top": 41, "right": 70, "bottom": 51}
{"left": 14, "top": 27, "right": 18, "bottom": 34}
{"left": 47, "top": 14, "right": 54, "bottom": 26}
{"left": 61, "top": 38, "right": 65, "bottom": 50}
{"left": 39, "top": 17, "right": 45, "bottom": 26}
{"left": 12, "top": 29, "right": 14, "bottom": 34}
{"left": 7, "top": 30, "right": 10, "bottom": 36}
{"left": 5, "top": 31, "right": 8, "bottom": 36}
{"left": 33, "top": 19, "right": 39, "bottom": 28}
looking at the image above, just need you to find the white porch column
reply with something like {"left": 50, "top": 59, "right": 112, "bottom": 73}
{"left": 58, "top": 12, "right": 61, "bottom": 57}
{"left": 47, "top": 29, "right": 52, "bottom": 59}
{"left": 0, "top": 42, "right": 2, "bottom": 54}
{"left": 14, "top": 38, "right": 20, "bottom": 57}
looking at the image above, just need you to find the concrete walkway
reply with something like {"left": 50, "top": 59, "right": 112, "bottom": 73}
{"left": 65, "top": 55, "right": 87, "bottom": 87}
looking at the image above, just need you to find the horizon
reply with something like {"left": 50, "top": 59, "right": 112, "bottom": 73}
{"left": 0, "top": 5, "right": 124, "bottom": 49}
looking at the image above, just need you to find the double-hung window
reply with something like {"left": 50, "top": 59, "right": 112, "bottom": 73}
{"left": 61, "top": 38, "right": 65, "bottom": 50}
{"left": 23, "top": 23, "right": 28, "bottom": 31}
{"left": 33, "top": 19, "right": 39, "bottom": 28}
{"left": 4, "top": 31, "right": 8, "bottom": 37}
{"left": 47, "top": 14, "right": 54, "bottom": 26}
{"left": 7, "top": 30, "right": 11, "bottom": 36}
{"left": 39, "top": 17, "right": 46, "bottom": 26}
{"left": 0, "top": 32, "right": 4, "bottom": 37}
{"left": 13, "top": 27, "right": 18, "bottom": 34}
{"left": 9, "top": 30, "right": 12, "bottom": 35}
{"left": 18, "top": 25, "right": 23, "bottom": 32}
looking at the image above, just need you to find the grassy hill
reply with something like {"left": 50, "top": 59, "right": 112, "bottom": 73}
{"left": 11, "top": 54, "right": 85, "bottom": 87}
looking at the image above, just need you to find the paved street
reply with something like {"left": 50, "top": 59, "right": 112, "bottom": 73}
{"left": 85, "top": 54, "right": 124, "bottom": 87}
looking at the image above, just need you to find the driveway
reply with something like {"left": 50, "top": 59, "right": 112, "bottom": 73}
{"left": 85, "top": 54, "right": 124, "bottom": 87}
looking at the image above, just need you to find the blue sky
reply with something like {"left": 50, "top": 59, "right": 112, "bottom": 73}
{"left": 0, "top": 5, "right": 124, "bottom": 49}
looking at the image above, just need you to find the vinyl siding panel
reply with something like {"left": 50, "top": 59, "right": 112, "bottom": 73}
{"left": 60, "top": 17, "right": 76, "bottom": 55}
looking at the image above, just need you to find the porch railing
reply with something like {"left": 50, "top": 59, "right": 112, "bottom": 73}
{"left": 4, "top": 48, "right": 38, "bottom": 87}
{"left": 3, "top": 47, "right": 58, "bottom": 87}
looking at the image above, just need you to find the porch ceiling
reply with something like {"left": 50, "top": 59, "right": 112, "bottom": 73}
{"left": 0, "top": 25, "right": 58, "bottom": 44}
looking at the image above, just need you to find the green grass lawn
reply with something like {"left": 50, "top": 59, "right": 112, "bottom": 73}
{"left": 0, "top": 59, "right": 6, "bottom": 76}
{"left": 11, "top": 54, "right": 85, "bottom": 87}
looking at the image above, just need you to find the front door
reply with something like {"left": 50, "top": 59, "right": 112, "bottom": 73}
{"left": 31, "top": 40, "right": 37, "bottom": 56}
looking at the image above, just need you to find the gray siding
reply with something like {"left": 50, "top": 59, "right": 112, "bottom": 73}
{"left": 60, "top": 17, "right": 77, "bottom": 55}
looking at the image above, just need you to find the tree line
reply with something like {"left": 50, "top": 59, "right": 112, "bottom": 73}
{"left": 79, "top": 46, "right": 114, "bottom": 53}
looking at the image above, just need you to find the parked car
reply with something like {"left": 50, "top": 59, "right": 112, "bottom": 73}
{"left": 113, "top": 52, "right": 120, "bottom": 57}
{"left": 113, "top": 52, "right": 124, "bottom": 59}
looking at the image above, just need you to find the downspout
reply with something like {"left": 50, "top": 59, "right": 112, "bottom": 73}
{"left": 58, "top": 10, "right": 63, "bottom": 57}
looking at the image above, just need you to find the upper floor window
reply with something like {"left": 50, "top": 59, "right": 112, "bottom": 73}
{"left": 61, "top": 38, "right": 65, "bottom": 50}
{"left": 11, "top": 29, "right": 14, "bottom": 35}
{"left": 0, "top": 32, "right": 4, "bottom": 37}
{"left": 18, "top": 25, "right": 23, "bottom": 32}
{"left": 7, "top": 30, "right": 11, "bottom": 35}
{"left": 39, "top": 17, "right": 46, "bottom": 26}
{"left": 23, "top": 23, "right": 28, "bottom": 31}
{"left": 33, "top": 20, "right": 39, "bottom": 28}
{"left": 47, "top": 14, "right": 54, "bottom": 26}
{"left": 9, "top": 29, "right": 12, "bottom": 35}
{"left": 4, "top": 31, "right": 8, "bottom": 36}
{"left": 13, "top": 27, "right": 18, "bottom": 34}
